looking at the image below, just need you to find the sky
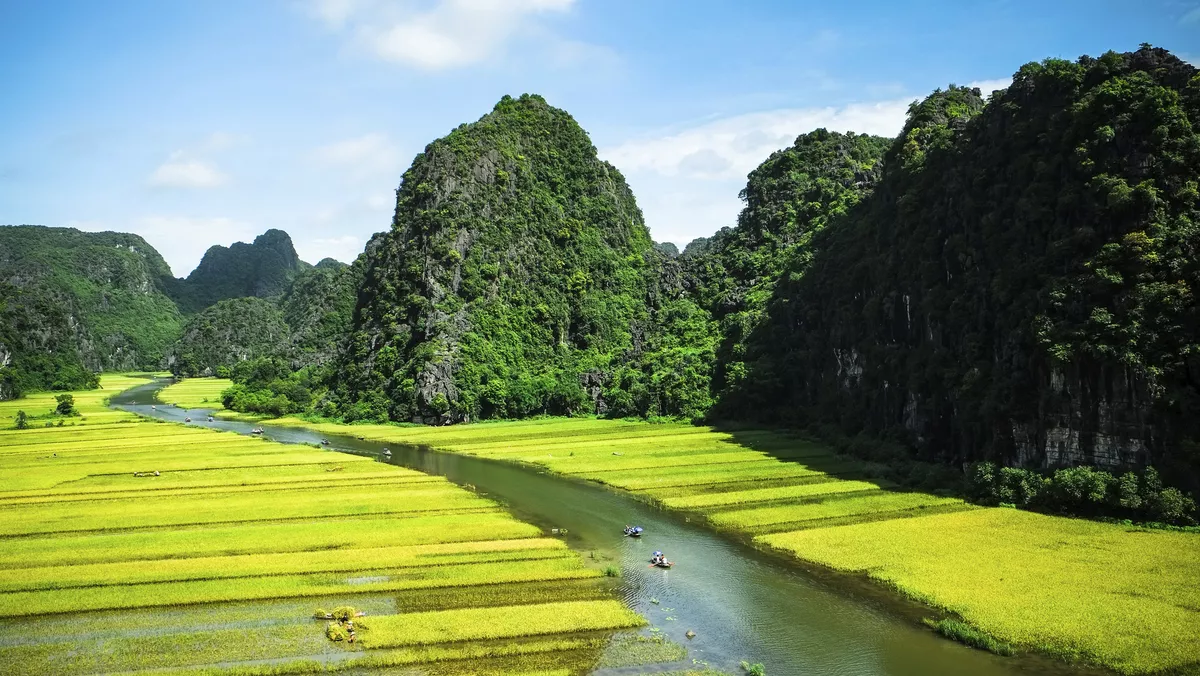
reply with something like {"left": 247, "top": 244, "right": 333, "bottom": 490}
{"left": 1, "top": 1, "right": 1197, "bottom": 276}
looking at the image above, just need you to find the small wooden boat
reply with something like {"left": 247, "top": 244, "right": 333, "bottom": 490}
{"left": 624, "top": 526, "right": 644, "bottom": 537}
{"left": 184, "top": 417, "right": 192, "bottom": 422}
{"left": 251, "top": 427, "right": 264, "bottom": 435}
{"left": 320, "top": 439, "right": 331, "bottom": 446}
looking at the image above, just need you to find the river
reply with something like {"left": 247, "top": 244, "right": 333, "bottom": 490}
{"left": 114, "top": 380, "right": 1088, "bottom": 676}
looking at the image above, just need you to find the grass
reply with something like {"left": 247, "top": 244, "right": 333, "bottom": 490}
{"left": 0, "top": 375, "right": 642, "bottom": 674}
{"left": 264, "top": 415, "right": 1200, "bottom": 675}
{"left": 359, "top": 600, "right": 644, "bottom": 648}
{"left": 158, "top": 377, "right": 232, "bottom": 409}
{"left": 924, "top": 617, "right": 1014, "bottom": 656}
{"left": 762, "top": 508, "right": 1200, "bottom": 674}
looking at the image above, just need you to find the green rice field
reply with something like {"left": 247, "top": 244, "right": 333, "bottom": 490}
{"left": 158, "top": 377, "right": 232, "bottom": 410}
{"left": 0, "top": 376, "right": 648, "bottom": 675}
{"left": 271, "top": 416, "right": 1200, "bottom": 675}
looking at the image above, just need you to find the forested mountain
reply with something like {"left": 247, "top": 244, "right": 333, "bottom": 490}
{"left": 7, "top": 47, "right": 1199, "bottom": 499}
{"left": 333, "top": 94, "right": 713, "bottom": 423}
{"left": 0, "top": 225, "right": 182, "bottom": 397}
{"left": 169, "top": 297, "right": 291, "bottom": 376}
{"left": 722, "top": 46, "right": 1200, "bottom": 485}
{"left": 685, "top": 129, "right": 891, "bottom": 398}
{"left": 279, "top": 257, "right": 362, "bottom": 366}
{"left": 170, "top": 229, "right": 309, "bottom": 313}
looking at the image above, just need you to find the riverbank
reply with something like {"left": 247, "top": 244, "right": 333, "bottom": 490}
{"left": 0, "top": 376, "right": 646, "bottom": 674}
{"left": 264, "top": 416, "right": 1200, "bottom": 675}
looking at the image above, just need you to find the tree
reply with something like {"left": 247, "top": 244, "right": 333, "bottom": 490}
{"left": 14, "top": 410, "right": 29, "bottom": 430}
{"left": 55, "top": 394, "right": 76, "bottom": 416}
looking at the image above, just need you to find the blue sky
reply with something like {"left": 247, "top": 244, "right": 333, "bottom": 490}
{"left": 2, "top": 0, "right": 1197, "bottom": 275}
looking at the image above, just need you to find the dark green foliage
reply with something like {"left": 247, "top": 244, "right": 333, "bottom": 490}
{"left": 726, "top": 47, "right": 1200, "bottom": 492}
{"left": 221, "top": 356, "right": 321, "bottom": 416}
{"left": 336, "top": 94, "right": 713, "bottom": 423}
{"left": 279, "top": 254, "right": 362, "bottom": 366}
{"left": 685, "top": 129, "right": 890, "bottom": 397}
{"left": 54, "top": 394, "right": 76, "bottom": 416}
{"left": 652, "top": 241, "right": 679, "bottom": 257}
{"left": 967, "top": 461, "right": 1197, "bottom": 524}
{"left": 169, "top": 297, "right": 290, "bottom": 377}
{"left": 923, "top": 618, "right": 1014, "bottom": 656}
{"left": 13, "top": 411, "right": 28, "bottom": 430}
{"left": 170, "top": 229, "right": 309, "bottom": 313}
{"left": 0, "top": 225, "right": 181, "bottom": 397}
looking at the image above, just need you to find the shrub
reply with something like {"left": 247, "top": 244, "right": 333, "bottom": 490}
{"left": 54, "top": 394, "right": 76, "bottom": 416}
{"left": 14, "top": 411, "right": 29, "bottom": 430}
{"left": 741, "top": 661, "right": 766, "bottom": 676}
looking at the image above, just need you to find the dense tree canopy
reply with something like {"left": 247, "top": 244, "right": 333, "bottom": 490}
{"left": 334, "top": 94, "right": 713, "bottom": 423}
{"left": 725, "top": 46, "right": 1200, "bottom": 488}
{"left": 0, "top": 226, "right": 182, "bottom": 397}
{"left": 169, "top": 297, "right": 291, "bottom": 377}
{"left": 170, "top": 229, "right": 309, "bottom": 313}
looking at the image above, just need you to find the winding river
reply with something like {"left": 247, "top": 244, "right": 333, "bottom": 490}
{"left": 114, "top": 380, "right": 1086, "bottom": 676}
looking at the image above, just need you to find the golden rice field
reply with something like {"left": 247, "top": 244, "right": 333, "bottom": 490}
{"left": 0, "top": 376, "right": 651, "bottom": 675}
{"left": 272, "top": 416, "right": 1200, "bottom": 675}
{"left": 158, "top": 376, "right": 232, "bottom": 409}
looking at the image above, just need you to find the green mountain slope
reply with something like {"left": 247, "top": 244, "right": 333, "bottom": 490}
{"left": 686, "top": 129, "right": 891, "bottom": 398}
{"left": 334, "top": 94, "right": 710, "bottom": 423}
{"left": 0, "top": 225, "right": 183, "bottom": 397}
{"left": 280, "top": 256, "right": 364, "bottom": 366}
{"left": 169, "top": 297, "right": 291, "bottom": 376}
{"left": 171, "top": 229, "right": 309, "bottom": 313}
{"left": 726, "top": 46, "right": 1200, "bottom": 483}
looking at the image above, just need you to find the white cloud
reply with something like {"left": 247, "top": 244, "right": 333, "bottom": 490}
{"left": 314, "top": 132, "right": 396, "bottom": 168}
{"left": 148, "top": 154, "right": 228, "bottom": 189}
{"left": 607, "top": 82, "right": 1013, "bottom": 248}
{"left": 133, "top": 216, "right": 257, "bottom": 276}
{"left": 603, "top": 97, "right": 915, "bottom": 182}
{"left": 1182, "top": 6, "right": 1200, "bottom": 23}
{"left": 312, "top": 0, "right": 577, "bottom": 70}
{"left": 969, "top": 78, "right": 1012, "bottom": 97}
{"left": 297, "top": 235, "right": 364, "bottom": 264}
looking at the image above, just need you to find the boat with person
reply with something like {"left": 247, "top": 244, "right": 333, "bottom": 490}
{"left": 624, "top": 525, "right": 644, "bottom": 537}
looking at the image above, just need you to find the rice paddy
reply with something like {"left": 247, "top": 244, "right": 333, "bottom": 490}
{"left": 158, "top": 377, "right": 232, "bottom": 409}
{"left": 271, "top": 416, "right": 1200, "bottom": 675}
{"left": 0, "top": 376, "right": 654, "bottom": 674}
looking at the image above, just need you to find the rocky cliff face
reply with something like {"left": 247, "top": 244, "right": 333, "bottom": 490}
{"left": 728, "top": 47, "right": 1200, "bottom": 484}
{"left": 335, "top": 94, "right": 671, "bottom": 423}
{"left": 0, "top": 225, "right": 183, "bottom": 396}
{"left": 172, "top": 229, "right": 309, "bottom": 313}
